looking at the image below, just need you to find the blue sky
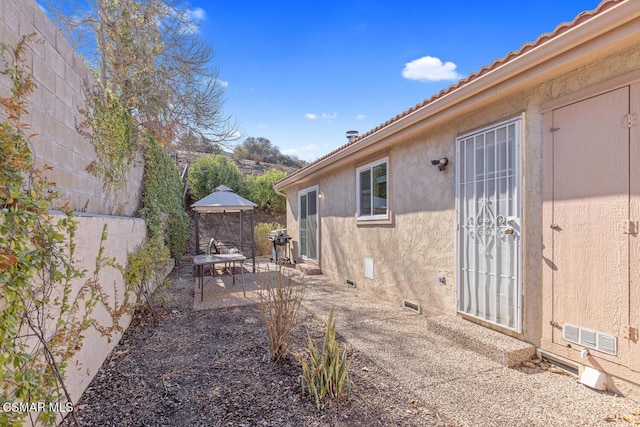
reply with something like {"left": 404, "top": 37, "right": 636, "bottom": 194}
{"left": 177, "top": 2, "right": 601, "bottom": 161}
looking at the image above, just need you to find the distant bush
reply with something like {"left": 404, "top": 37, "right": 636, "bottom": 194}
{"left": 245, "top": 169, "right": 288, "bottom": 213}
{"left": 187, "top": 154, "right": 245, "bottom": 201}
{"left": 254, "top": 222, "right": 285, "bottom": 256}
{"left": 233, "top": 136, "right": 306, "bottom": 168}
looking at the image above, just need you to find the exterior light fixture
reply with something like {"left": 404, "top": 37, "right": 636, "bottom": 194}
{"left": 431, "top": 157, "right": 448, "bottom": 171}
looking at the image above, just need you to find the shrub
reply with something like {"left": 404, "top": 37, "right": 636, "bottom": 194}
{"left": 257, "top": 266, "right": 302, "bottom": 362}
{"left": 254, "top": 222, "right": 285, "bottom": 256}
{"left": 123, "top": 238, "right": 171, "bottom": 317}
{"left": 187, "top": 154, "right": 244, "bottom": 201}
{"left": 245, "top": 168, "right": 287, "bottom": 213}
{"left": 296, "top": 309, "right": 353, "bottom": 410}
{"left": 137, "top": 136, "right": 190, "bottom": 260}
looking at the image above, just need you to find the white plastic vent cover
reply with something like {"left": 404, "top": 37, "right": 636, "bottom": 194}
{"left": 562, "top": 323, "right": 617, "bottom": 356}
{"left": 364, "top": 258, "right": 374, "bottom": 279}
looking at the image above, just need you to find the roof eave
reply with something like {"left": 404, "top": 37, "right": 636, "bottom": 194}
{"left": 275, "top": 0, "right": 639, "bottom": 191}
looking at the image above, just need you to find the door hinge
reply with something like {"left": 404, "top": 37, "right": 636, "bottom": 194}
{"left": 550, "top": 126, "right": 560, "bottom": 132}
{"left": 625, "top": 113, "right": 638, "bottom": 128}
{"left": 549, "top": 320, "right": 562, "bottom": 330}
{"left": 624, "top": 325, "right": 637, "bottom": 341}
{"left": 623, "top": 220, "right": 637, "bottom": 235}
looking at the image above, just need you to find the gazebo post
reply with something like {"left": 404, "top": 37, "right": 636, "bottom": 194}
{"left": 240, "top": 210, "right": 244, "bottom": 256}
{"left": 251, "top": 209, "right": 255, "bottom": 272}
{"left": 195, "top": 211, "right": 200, "bottom": 255}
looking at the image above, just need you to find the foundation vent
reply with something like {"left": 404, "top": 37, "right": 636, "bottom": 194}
{"left": 403, "top": 300, "right": 421, "bottom": 314}
{"left": 346, "top": 279, "right": 356, "bottom": 288}
{"left": 562, "top": 323, "right": 617, "bottom": 356}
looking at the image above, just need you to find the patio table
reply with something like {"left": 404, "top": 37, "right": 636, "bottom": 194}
{"left": 194, "top": 253, "right": 246, "bottom": 301}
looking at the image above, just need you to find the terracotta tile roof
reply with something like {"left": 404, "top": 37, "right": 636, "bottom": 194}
{"left": 281, "top": 0, "right": 623, "bottom": 185}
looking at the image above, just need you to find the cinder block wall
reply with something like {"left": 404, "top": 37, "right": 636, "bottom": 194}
{"left": 0, "top": 0, "right": 153, "bottom": 413}
{"left": 0, "top": 0, "right": 143, "bottom": 216}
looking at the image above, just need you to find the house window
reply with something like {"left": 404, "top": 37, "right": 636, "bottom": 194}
{"left": 356, "top": 157, "right": 389, "bottom": 220}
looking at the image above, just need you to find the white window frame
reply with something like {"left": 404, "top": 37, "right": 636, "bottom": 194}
{"left": 356, "top": 157, "right": 389, "bottom": 221}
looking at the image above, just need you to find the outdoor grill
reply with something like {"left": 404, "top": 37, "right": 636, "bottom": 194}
{"left": 268, "top": 229, "right": 292, "bottom": 263}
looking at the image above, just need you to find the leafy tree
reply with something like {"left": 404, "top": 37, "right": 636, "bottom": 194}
{"left": 178, "top": 131, "right": 224, "bottom": 154}
{"left": 44, "top": 0, "right": 236, "bottom": 146}
{"left": 233, "top": 137, "right": 306, "bottom": 168}
{"left": 245, "top": 169, "right": 287, "bottom": 213}
{"left": 187, "top": 154, "right": 245, "bottom": 201}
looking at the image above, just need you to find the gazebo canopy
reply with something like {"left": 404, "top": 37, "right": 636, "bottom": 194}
{"left": 191, "top": 185, "right": 257, "bottom": 213}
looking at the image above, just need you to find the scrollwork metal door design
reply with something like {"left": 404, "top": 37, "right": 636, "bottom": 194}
{"left": 456, "top": 118, "right": 522, "bottom": 331}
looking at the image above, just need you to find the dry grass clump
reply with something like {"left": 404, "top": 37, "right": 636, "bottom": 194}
{"left": 257, "top": 265, "right": 302, "bottom": 362}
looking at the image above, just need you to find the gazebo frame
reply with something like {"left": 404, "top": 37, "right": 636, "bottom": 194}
{"left": 191, "top": 185, "right": 257, "bottom": 272}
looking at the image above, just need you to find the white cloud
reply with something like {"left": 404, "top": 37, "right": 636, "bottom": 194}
{"left": 187, "top": 7, "right": 206, "bottom": 21}
{"left": 283, "top": 144, "right": 316, "bottom": 155}
{"left": 402, "top": 55, "right": 461, "bottom": 82}
{"left": 356, "top": 114, "right": 366, "bottom": 120}
{"left": 305, "top": 113, "right": 318, "bottom": 120}
{"left": 176, "top": 7, "right": 206, "bottom": 34}
{"left": 322, "top": 112, "right": 337, "bottom": 120}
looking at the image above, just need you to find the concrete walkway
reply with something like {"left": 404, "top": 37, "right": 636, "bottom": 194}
{"left": 291, "top": 271, "right": 639, "bottom": 426}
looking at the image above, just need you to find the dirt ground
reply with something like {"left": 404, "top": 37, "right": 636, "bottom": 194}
{"left": 64, "top": 257, "right": 447, "bottom": 426}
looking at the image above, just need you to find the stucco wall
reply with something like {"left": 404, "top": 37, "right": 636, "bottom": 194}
{"left": 61, "top": 213, "right": 147, "bottom": 404}
{"left": 286, "top": 43, "right": 640, "bottom": 345}
{"left": 0, "top": 0, "right": 143, "bottom": 216}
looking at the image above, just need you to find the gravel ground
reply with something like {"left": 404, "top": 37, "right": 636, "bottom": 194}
{"left": 65, "top": 258, "right": 640, "bottom": 426}
{"left": 298, "top": 273, "right": 640, "bottom": 427}
{"left": 65, "top": 259, "right": 446, "bottom": 426}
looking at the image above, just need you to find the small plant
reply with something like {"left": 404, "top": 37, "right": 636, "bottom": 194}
{"left": 122, "top": 238, "right": 171, "bottom": 318}
{"left": 296, "top": 309, "right": 352, "bottom": 410}
{"left": 254, "top": 222, "right": 284, "bottom": 256}
{"left": 257, "top": 266, "right": 302, "bottom": 362}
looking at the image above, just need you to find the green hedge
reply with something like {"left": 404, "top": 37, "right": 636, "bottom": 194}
{"left": 137, "top": 137, "right": 190, "bottom": 259}
{"left": 245, "top": 169, "right": 287, "bottom": 213}
{"left": 187, "top": 154, "right": 245, "bottom": 201}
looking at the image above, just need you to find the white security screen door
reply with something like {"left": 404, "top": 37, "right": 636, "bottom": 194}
{"left": 298, "top": 186, "right": 318, "bottom": 262}
{"left": 456, "top": 118, "right": 522, "bottom": 332}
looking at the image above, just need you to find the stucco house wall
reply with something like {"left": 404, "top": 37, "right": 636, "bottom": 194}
{"left": 280, "top": 0, "right": 640, "bottom": 390}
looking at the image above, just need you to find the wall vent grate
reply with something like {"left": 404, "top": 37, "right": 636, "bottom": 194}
{"left": 403, "top": 300, "right": 421, "bottom": 314}
{"left": 562, "top": 323, "right": 617, "bottom": 356}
